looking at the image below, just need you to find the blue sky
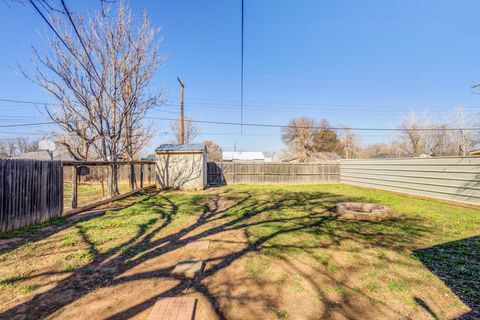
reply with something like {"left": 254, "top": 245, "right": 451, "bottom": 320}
{"left": 1, "top": 0, "right": 480, "bottom": 152}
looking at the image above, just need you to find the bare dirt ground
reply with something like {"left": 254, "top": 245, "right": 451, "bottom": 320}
{"left": 0, "top": 185, "right": 478, "bottom": 319}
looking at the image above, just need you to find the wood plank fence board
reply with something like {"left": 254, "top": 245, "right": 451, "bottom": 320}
{"left": 207, "top": 161, "right": 340, "bottom": 185}
{"left": 0, "top": 160, "right": 63, "bottom": 233}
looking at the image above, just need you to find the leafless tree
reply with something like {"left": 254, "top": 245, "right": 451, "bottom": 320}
{"left": 0, "top": 137, "right": 39, "bottom": 157}
{"left": 339, "top": 127, "right": 361, "bottom": 159}
{"left": 23, "top": 2, "right": 166, "bottom": 196}
{"left": 450, "top": 107, "right": 480, "bottom": 156}
{"left": 16, "top": 137, "right": 39, "bottom": 154}
{"left": 398, "top": 111, "right": 430, "bottom": 156}
{"left": 170, "top": 117, "right": 200, "bottom": 144}
{"left": 281, "top": 117, "right": 316, "bottom": 162}
{"left": 0, "top": 139, "right": 19, "bottom": 157}
{"left": 204, "top": 140, "right": 222, "bottom": 162}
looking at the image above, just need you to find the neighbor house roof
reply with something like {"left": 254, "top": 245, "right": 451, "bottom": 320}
{"left": 223, "top": 151, "right": 265, "bottom": 161}
{"left": 155, "top": 143, "right": 205, "bottom": 153}
{"left": 470, "top": 149, "right": 480, "bottom": 156}
{"left": 13, "top": 150, "right": 73, "bottom": 161}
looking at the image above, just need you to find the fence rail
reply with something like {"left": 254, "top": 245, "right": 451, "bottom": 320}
{"left": 63, "top": 160, "right": 156, "bottom": 210}
{"left": 0, "top": 159, "right": 63, "bottom": 232}
{"left": 340, "top": 157, "right": 480, "bottom": 206}
{"left": 207, "top": 161, "right": 340, "bottom": 185}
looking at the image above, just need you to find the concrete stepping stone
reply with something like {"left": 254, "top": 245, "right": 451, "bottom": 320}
{"left": 148, "top": 297, "right": 197, "bottom": 320}
{"left": 171, "top": 260, "right": 205, "bottom": 279}
{"left": 185, "top": 240, "right": 210, "bottom": 250}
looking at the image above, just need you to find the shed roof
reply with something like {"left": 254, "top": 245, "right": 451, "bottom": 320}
{"left": 155, "top": 143, "right": 205, "bottom": 153}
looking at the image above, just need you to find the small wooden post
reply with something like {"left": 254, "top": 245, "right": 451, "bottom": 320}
{"left": 233, "top": 161, "right": 236, "bottom": 184}
{"left": 71, "top": 166, "right": 78, "bottom": 209}
{"left": 148, "top": 164, "right": 152, "bottom": 186}
{"left": 129, "top": 164, "right": 135, "bottom": 191}
{"left": 140, "top": 164, "right": 144, "bottom": 189}
{"left": 220, "top": 160, "right": 224, "bottom": 185}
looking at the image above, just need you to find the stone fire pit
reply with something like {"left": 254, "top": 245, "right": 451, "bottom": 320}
{"left": 335, "top": 202, "right": 392, "bottom": 221}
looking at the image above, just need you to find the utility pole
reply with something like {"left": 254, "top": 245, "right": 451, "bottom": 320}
{"left": 177, "top": 77, "right": 185, "bottom": 144}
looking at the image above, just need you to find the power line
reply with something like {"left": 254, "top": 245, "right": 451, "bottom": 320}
{"left": 0, "top": 122, "right": 55, "bottom": 128}
{"left": 3, "top": 97, "right": 479, "bottom": 114}
{"left": 0, "top": 98, "right": 59, "bottom": 106}
{"left": 145, "top": 116, "right": 480, "bottom": 131}
{"left": 28, "top": 0, "right": 101, "bottom": 88}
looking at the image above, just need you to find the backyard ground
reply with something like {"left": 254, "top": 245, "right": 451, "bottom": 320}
{"left": 63, "top": 182, "right": 132, "bottom": 209}
{"left": 0, "top": 184, "right": 479, "bottom": 320}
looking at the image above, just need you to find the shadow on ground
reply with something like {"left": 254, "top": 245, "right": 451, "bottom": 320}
{"left": 414, "top": 236, "right": 480, "bottom": 320}
{"left": 0, "top": 187, "right": 431, "bottom": 320}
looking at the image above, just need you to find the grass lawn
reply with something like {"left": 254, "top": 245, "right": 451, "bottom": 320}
{"left": 63, "top": 182, "right": 131, "bottom": 209}
{"left": 0, "top": 184, "right": 479, "bottom": 319}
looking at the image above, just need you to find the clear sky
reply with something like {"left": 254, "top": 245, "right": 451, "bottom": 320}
{"left": 1, "top": 0, "right": 480, "bottom": 152}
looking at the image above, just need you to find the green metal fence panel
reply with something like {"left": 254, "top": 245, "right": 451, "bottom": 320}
{"left": 340, "top": 157, "right": 480, "bottom": 206}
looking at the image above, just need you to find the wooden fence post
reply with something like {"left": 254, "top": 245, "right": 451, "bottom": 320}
{"left": 129, "top": 164, "right": 135, "bottom": 191}
{"left": 220, "top": 160, "right": 224, "bottom": 185}
{"left": 233, "top": 161, "right": 236, "bottom": 184}
{"left": 72, "top": 166, "right": 78, "bottom": 209}
{"left": 140, "top": 164, "right": 144, "bottom": 189}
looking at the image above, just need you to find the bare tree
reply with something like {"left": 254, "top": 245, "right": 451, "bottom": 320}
{"left": 450, "top": 107, "right": 480, "bottom": 156}
{"left": 170, "top": 117, "right": 200, "bottom": 144}
{"left": 281, "top": 117, "right": 316, "bottom": 162}
{"left": 339, "top": 127, "right": 361, "bottom": 159}
{"left": 16, "top": 137, "right": 39, "bottom": 154}
{"left": 204, "top": 140, "right": 222, "bottom": 162}
{"left": 23, "top": 2, "right": 166, "bottom": 196}
{"left": 398, "top": 111, "right": 429, "bottom": 156}
{"left": 424, "top": 124, "right": 456, "bottom": 156}
{"left": 0, "top": 137, "right": 39, "bottom": 157}
{"left": 0, "top": 139, "right": 19, "bottom": 157}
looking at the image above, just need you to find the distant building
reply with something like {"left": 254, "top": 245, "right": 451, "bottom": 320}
{"left": 13, "top": 149, "right": 73, "bottom": 161}
{"left": 273, "top": 151, "right": 340, "bottom": 163}
{"left": 222, "top": 151, "right": 265, "bottom": 162}
{"left": 470, "top": 149, "right": 480, "bottom": 156}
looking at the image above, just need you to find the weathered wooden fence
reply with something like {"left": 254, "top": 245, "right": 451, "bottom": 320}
{"left": 340, "top": 157, "right": 480, "bottom": 206}
{"left": 0, "top": 159, "right": 63, "bottom": 232}
{"left": 63, "top": 160, "right": 156, "bottom": 210}
{"left": 207, "top": 161, "right": 340, "bottom": 185}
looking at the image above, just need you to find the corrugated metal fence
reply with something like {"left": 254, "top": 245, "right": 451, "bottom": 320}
{"left": 0, "top": 159, "right": 64, "bottom": 232}
{"left": 207, "top": 161, "right": 340, "bottom": 185}
{"left": 340, "top": 157, "right": 480, "bottom": 206}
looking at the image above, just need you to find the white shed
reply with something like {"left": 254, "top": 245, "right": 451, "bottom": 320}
{"left": 155, "top": 143, "right": 207, "bottom": 190}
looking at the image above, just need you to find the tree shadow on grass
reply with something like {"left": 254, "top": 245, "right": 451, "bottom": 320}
{"left": 414, "top": 236, "right": 480, "bottom": 320}
{"left": 0, "top": 188, "right": 430, "bottom": 320}
{"left": 0, "top": 190, "right": 160, "bottom": 257}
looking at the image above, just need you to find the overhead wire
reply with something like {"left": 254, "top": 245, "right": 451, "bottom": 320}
{"left": 145, "top": 116, "right": 480, "bottom": 132}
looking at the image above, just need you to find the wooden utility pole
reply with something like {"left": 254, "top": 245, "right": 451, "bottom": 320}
{"left": 177, "top": 77, "right": 185, "bottom": 144}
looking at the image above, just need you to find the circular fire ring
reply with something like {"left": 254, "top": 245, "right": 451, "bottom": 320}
{"left": 335, "top": 202, "right": 392, "bottom": 221}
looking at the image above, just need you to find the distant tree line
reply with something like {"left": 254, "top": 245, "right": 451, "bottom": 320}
{"left": 0, "top": 138, "right": 39, "bottom": 157}
{"left": 281, "top": 107, "right": 479, "bottom": 161}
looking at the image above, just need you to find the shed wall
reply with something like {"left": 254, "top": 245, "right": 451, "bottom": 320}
{"left": 155, "top": 152, "right": 206, "bottom": 190}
